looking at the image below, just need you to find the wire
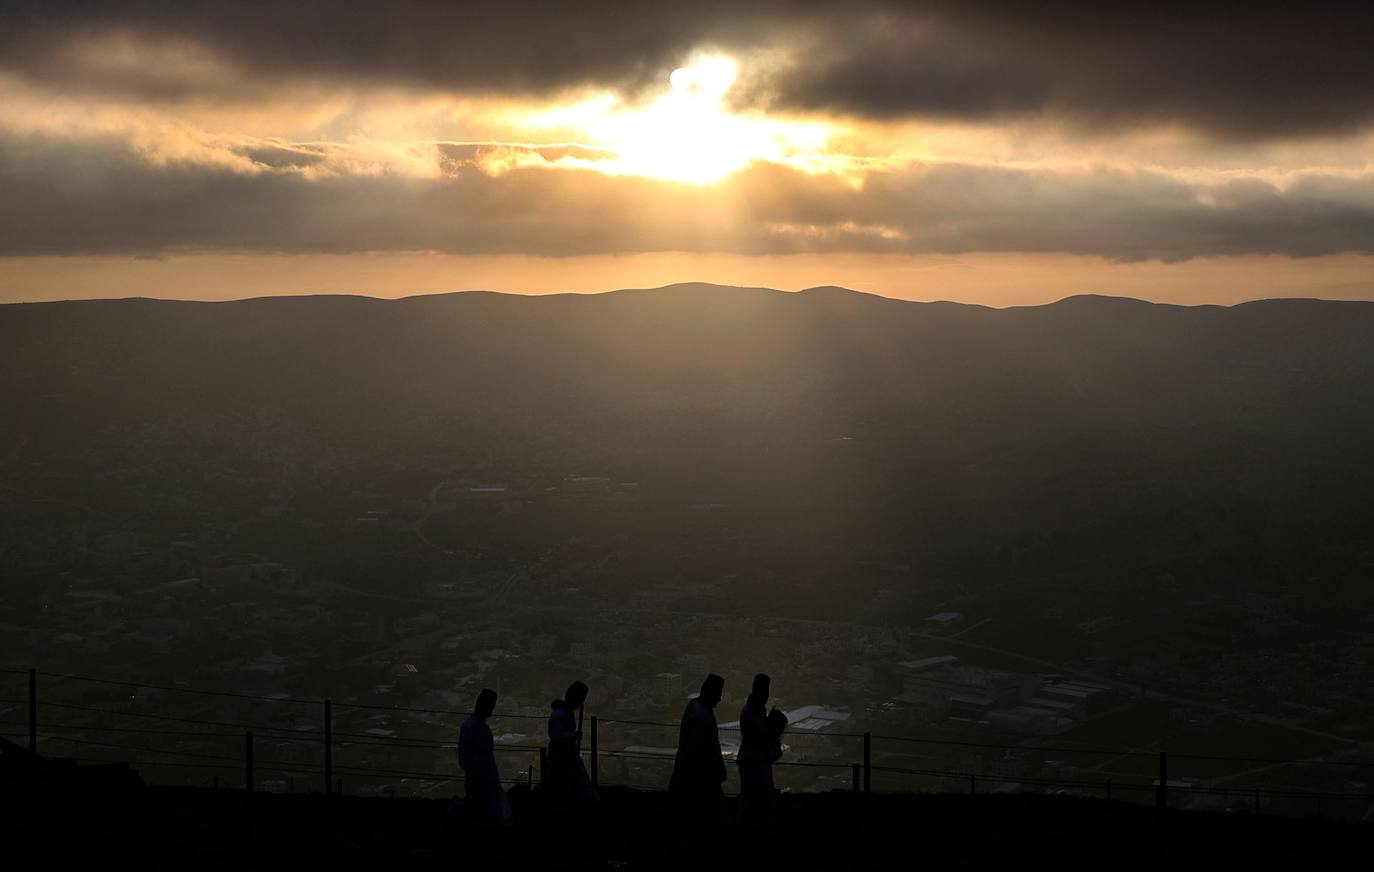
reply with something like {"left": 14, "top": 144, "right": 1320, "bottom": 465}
{"left": 34, "top": 734, "right": 249, "bottom": 763}
{"left": 30, "top": 700, "right": 323, "bottom": 733}
{"left": 16, "top": 676, "right": 1374, "bottom": 793}
{"left": 38, "top": 670, "right": 319, "bottom": 706}
{"left": 598, "top": 717, "right": 859, "bottom": 741}
{"left": 774, "top": 759, "right": 854, "bottom": 769}
{"left": 1166, "top": 750, "right": 1374, "bottom": 768}
{"left": 332, "top": 700, "right": 544, "bottom": 719}
{"left": 0, "top": 719, "right": 241, "bottom": 738}
{"left": 333, "top": 737, "right": 544, "bottom": 753}
{"left": 596, "top": 718, "right": 678, "bottom": 729}
{"left": 33, "top": 671, "right": 545, "bottom": 720}
{"left": 868, "top": 733, "right": 1157, "bottom": 758}
{"left": 594, "top": 780, "right": 667, "bottom": 792}
{"left": 24, "top": 741, "right": 1372, "bottom": 804}
{"left": 63, "top": 756, "right": 241, "bottom": 772}
{"left": 598, "top": 750, "right": 677, "bottom": 762}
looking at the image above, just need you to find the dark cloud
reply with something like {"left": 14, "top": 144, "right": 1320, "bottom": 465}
{"left": 753, "top": 5, "right": 1374, "bottom": 140}
{"left": 1, "top": 2, "right": 1372, "bottom": 140}
{"left": 0, "top": 0, "right": 817, "bottom": 102}
{"left": 3, "top": 132, "right": 1371, "bottom": 260}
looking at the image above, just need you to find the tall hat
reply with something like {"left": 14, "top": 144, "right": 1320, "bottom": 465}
{"left": 565, "top": 680, "right": 589, "bottom": 707}
{"left": 701, "top": 673, "right": 725, "bottom": 699}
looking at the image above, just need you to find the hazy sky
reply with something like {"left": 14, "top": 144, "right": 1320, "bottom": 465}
{"left": 2, "top": 2, "right": 1372, "bottom": 305}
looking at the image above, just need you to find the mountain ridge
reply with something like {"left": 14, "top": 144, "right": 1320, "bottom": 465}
{"left": 5, "top": 281, "right": 1368, "bottom": 312}
{"left": 4, "top": 280, "right": 1373, "bottom": 619}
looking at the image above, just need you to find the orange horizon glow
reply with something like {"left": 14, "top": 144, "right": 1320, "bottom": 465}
{"left": 4, "top": 252, "right": 1374, "bottom": 308}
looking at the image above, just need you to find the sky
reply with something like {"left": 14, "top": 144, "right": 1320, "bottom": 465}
{"left": 2, "top": 1, "right": 1373, "bottom": 306}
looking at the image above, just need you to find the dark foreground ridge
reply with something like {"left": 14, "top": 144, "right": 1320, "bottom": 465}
{"left": 2, "top": 754, "right": 1367, "bottom": 870}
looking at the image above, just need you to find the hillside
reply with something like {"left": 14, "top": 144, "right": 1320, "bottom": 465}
{"left": 2, "top": 770, "right": 1366, "bottom": 869}
{"left": 5, "top": 284, "right": 1373, "bottom": 597}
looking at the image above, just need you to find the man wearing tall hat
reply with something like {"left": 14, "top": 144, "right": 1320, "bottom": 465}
{"left": 458, "top": 687, "right": 512, "bottom": 828}
{"left": 736, "top": 673, "right": 786, "bottom": 829}
{"left": 669, "top": 673, "right": 727, "bottom": 832}
{"left": 546, "top": 679, "right": 599, "bottom": 825}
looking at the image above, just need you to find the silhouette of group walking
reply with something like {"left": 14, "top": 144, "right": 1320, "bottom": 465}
{"left": 457, "top": 672, "right": 788, "bottom": 833}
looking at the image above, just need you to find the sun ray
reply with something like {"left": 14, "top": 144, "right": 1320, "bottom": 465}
{"left": 518, "top": 53, "right": 836, "bottom": 185}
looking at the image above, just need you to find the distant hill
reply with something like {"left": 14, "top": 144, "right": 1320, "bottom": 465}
{"left": 3, "top": 283, "right": 1374, "bottom": 611}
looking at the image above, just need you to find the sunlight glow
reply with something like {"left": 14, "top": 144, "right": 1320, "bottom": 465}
{"left": 521, "top": 53, "right": 835, "bottom": 185}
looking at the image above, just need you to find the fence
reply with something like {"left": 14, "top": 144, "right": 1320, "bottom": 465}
{"left": 2, "top": 667, "right": 1372, "bottom": 821}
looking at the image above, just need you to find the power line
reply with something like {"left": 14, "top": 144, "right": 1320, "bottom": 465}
{"left": 0, "top": 719, "right": 241, "bottom": 738}
{"left": 869, "top": 733, "right": 1158, "bottom": 757}
{"left": 34, "top": 734, "right": 250, "bottom": 763}
{"left": 332, "top": 699, "right": 544, "bottom": 719}
{"left": 333, "top": 737, "right": 544, "bottom": 753}
{"left": 15, "top": 674, "right": 1374, "bottom": 791}
{"left": 596, "top": 718, "right": 678, "bottom": 729}
{"left": 34, "top": 670, "right": 546, "bottom": 720}
{"left": 1167, "top": 750, "right": 1374, "bottom": 768}
{"left": 38, "top": 670, "right": 319, "bottom": 705}
{"left": 31, "top": 700, "right": 323, "bottom": 733}
{"left": 17, "top": 736, "right": 1371, "bottom": 805}
{"left": 597, "top": 717, "right": 859, "bottom": 740}
{"left": 64, "top": 755, "right": 535, "bottom": 788}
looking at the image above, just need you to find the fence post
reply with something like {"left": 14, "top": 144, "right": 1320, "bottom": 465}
{"left": 590, "top": 716, "right": 599, "bottom": 788}
{"left": 28, "top": 668, "right": 36, "bottom": 754}
{"left": 527, "top": 765, "right": 533, "bottom": 789}
{"left": 970, "top": 774, "right": 976, "bottom": 795}
{"left": 214, "top": 775, "right": 219, "bottom": 790}
{"left": 539, "top": 747, "right": 547, "bottom": 789}
{"left": 863, "top": 732, "right": 871, "bottom": 795}
{"left": 324, "top": 698, "right": 333, "bottom": 796}
{"left": 1253, "top": 787, "right": 1260, "bottom": 816}
{"left": 852, "top": 763, "right": 860, "bottom": 793}
{"left": 1156, "top": 751, "right": 1168, "bottom": 814}
{"left": 337, "top": 777, "right": 343, "bottom": 796}
{"left": 245, "top": 730, "right": 255, "bottom": 794}
{"left": 1106, "top": 778, "right": 1112, "bottom": 801}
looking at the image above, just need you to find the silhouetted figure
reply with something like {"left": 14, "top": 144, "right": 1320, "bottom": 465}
{"left": 458, "top": 688, "right": 512, "bottom": 828}
{"left": 736, "top": 673, "right": 785, "bottom": 830}
{"left": 546, "top": 680, "right": 598, "bottom": 824}
{"left": 669, "top": 673, "right": 727, "bottom": 834}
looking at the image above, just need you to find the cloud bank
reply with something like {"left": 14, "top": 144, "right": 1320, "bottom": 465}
{"left": 3, "top": 2, "right": 1373, "bottom": 139}
{"left": 2, "top": 2, "right": 1373, "bottom": 267}
{"left": 3, "top": 132, "right": 1372, "bottom": 260}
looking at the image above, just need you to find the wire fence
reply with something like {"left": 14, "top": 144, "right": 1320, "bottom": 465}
{"left": 3, "top": 667, "right": 1373, "bottom": 818}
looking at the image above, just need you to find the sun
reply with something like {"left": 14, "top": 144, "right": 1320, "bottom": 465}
{"left": 520, "top": 53, "right": 833, "bottom": 185}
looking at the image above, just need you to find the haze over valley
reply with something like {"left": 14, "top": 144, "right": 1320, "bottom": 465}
{"left": 5, "top": 284, "right": 1374, "bottom": 808}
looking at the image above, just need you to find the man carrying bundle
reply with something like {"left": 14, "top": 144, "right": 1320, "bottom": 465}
{"left": 736, "top": 673, "right": 786, "bottom": 830}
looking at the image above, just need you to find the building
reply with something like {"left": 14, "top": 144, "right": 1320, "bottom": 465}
{"left": 898, "top": 655, "right": 959, "bottom": 673}
{"left": 1040, "top": 680, "right": 1116, "bottom": 716}
{"left": 895, "top": 663, "right": 1040, "bottom": 721}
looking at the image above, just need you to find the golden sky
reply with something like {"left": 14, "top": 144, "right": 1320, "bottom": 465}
{"left": 1, "top": 3, "right": 1372, "bottom": 306}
